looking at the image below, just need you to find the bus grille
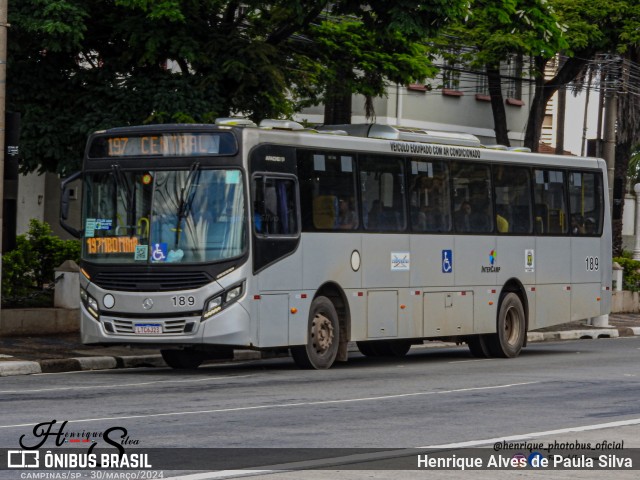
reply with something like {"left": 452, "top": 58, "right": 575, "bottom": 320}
{"left": 93, "top": 271, "right": 212, "bottom": 292}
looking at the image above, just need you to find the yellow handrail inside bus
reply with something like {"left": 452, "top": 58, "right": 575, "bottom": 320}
{"left": 137, "top": 217, "right": 149, "bottom": 237}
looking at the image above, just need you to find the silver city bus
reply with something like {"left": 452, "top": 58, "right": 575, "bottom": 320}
{"left": 60, "top": 120, "right": 612, "bottom": 369}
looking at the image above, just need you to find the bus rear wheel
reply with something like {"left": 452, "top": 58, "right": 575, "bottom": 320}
{"left": 466, "top": 335, "right": 491, "bottom": 358}
{"left": 486, "top": 292, "right": 526, "bottom": 358}
{"left": 357, "top": 340, "right": 411, "bottom": 357}
{"left": 356, "top": 341, "right": 378, "bottom": 357}
{"left": 291, "top": 296, "right": 340, "bottom": 369}
{"left": 160, "top": 349, "right": 205, "bottom": 369}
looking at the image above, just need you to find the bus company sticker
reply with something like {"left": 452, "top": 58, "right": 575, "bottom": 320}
{"left": 525, "top": 249, "right": 535, "bottom": 273}
{"left": 85, "top": 218, "right": 96, "bottom": 238}
{"left": 391, "top": 252, "right": 410, "bottom": 271}
{"left": 94, "top": 218, "right": 113, "bottom": 230}
{"left": 481, "top": 249, "right": 500, "bottom": 273}
{"left": 442, "top": 249, "right": 453, "bottom": 273}
{"left": 134, "top": 245, "right": 149, "bottom": 261}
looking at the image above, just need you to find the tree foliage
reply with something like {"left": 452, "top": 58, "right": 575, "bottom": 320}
{"left": 8, "top": 1, "right": 466, "bottom": 174}
{"left": 438, "top": 0, "right": 567, "bottom": 145}
{"left": 524, "top": 0, "right": 640, "bottom": 150}
{"left": 1, "top": 219, "right": 81, "bottom": 304}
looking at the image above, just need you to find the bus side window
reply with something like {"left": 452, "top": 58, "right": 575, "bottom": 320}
{"left": 360, "top": 155, "right": 406, "bottom": 232}
{"left": 313, "top": 195, "right": 338, "bottom": 229}
{"left": 408, "top": 160, "right": 451, "bottom": 233}
{"left": 452, "top": 162, "right": 493, "bottom": 234}
{"left": 534, "top": 203, "right": 548, "bottom": 234}
{"left": 297, "top": 150, "right": 358, "bottom": 232}
{"left": 253, "top": 176, "right": 298, "bottom": 236}
{"left": 493, "top": 165, "right": 532, "bottom": 234}
{"left": 568, "top": 171, "right": 603, "bottom": 236}
{"left": 534, "top": 169, "right": 567, "bottom": 235}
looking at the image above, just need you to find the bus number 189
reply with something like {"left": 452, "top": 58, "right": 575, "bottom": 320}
{"left": 172, "top": 296, "right": 196, "bottom": 307}
{"left": 585, "top": 256, "right": 599, "bottom": 271}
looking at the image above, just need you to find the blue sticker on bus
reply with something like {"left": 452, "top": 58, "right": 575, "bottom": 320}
{"left": 94, "top": 218, "right": 113, "bottom": 230}
{"left": 151, "top": 243, "right": 168, "bottom": 262}
{"left": 442, "top": 250, "right": 453, "bottom": 273}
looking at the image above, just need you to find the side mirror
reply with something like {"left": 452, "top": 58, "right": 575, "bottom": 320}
{"left": 60, "top": 171, "right": 82, "bottom": 238}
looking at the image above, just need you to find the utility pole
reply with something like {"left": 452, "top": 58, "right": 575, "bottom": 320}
{"left": 555, "top": 85, "right": 566, "bottom": 155}
{"left": 602, "top": 68, "right": 618, "bottom": 216}
{"left": 603, "top": 90, "right": 617, "bottom": 210}
{"left": 0, "top": 0, "right": 7, "bottom": 323}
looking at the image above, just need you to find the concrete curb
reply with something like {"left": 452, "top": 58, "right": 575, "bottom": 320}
{"left": 0, "top": 360, "right": 42, "bottom": 377}
{"left": 535, "top": 329, "right": 620, "bottom": 341}
{"left": 1, "top": 327, "right": 638, "bottom": 377}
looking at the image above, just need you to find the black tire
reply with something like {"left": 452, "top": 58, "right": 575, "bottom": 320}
{"left": 357, "top": 340, "right": 411, "bottom": 357}
{"left": 356, "top": 341, "right": 378, "bottom": 357}
{"left": 291, "top": 296, "right": 340, "bottom": 369}
{"left": 378, "top": 340, "right": 412, "bottom": 357}
{"left": 486, "top": 292, "right": 526, "bottom": 358}
{"left": 467, "top": 335, "right": 491, "bottom": 358}
{"left": 161, "top": 349, "right": 205, "bottom": 369}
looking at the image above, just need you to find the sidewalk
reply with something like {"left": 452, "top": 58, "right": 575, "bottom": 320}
{"left": 1, "top": 314, "right": 640, "bottom": 377}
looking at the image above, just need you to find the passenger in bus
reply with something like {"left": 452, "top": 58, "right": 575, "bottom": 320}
{"left": 410, "top": 175, "right": 431, "bottom": 207}
{"left": 571, "top": 214, "right": 585, "bottom": 235}
{"left": 338, "top": 197, "right": 357, "bottom": 229}
{"left": 454, "top": 201, "right": 473, "bottom": 232}
{"left": 585, "top": 217, "right": 597, "bottom": 235}
{"left": 496, "top": 205, "right": 510, "bottom": 233}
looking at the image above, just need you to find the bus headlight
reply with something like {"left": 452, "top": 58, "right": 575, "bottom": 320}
{"left": 225, "top": 285, "right": 242, "bottom": 303}
{"left": 80, "top": 287, "right": 100, "bottom": 319}
{"left": 203, "top": 295, "right": 223, "bottom": 319}
{"left": 202, "top": 282, "right": 244, "bottom": 320}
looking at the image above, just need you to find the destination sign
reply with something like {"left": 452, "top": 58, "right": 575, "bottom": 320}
{"left": 86, "top": 236, "right": 139, "bottom": 255}
{"left": 88, "top": 132, "right": 236, "bottom": 158}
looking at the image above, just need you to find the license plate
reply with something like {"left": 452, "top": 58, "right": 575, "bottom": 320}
{"left": 134, "top": 324, "right": 162, "bottom": 335}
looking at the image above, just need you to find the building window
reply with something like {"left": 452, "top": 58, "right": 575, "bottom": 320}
{"left": 442, "top": 62, "right": 461, "bottom": 91}
{"left": 504, "top": 54, "right": 523, "bottom": 100}
{"left": 476, "top": 72, "right": 489, "bottom": 96}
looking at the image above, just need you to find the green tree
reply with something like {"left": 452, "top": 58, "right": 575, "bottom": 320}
{"left": 524, "top": 0, "right": 640, "bottom": 151}
{"left": 613, "top": 46, "right": 640, "bottom": 255}
{"left": 627, "top": 147, "right": 640, "bottom": 193}
{"left": 8, "top": 1, "right": 466, "bottom": 174}
{"left": 439, "top": 0, "right": 567, "bottom": 146}
{"left": 1, "top": 219, "right": 81, "bottom": 304}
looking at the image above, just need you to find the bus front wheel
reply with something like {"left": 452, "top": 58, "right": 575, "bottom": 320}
{"left": 161, "top": 349, "right": 204, "bottom": 369}
{"left": 487, "top": 292, "right": 526, "bottom": 358}
{"left": 291, "top": 296, "right": 340, "bottom": 369}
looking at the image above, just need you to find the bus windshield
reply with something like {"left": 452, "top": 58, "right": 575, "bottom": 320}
{"left": 82, "top": 168, "right": 246, "bottom": 264}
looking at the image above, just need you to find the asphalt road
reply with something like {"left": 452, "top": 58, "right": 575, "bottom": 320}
{"left": 1, "top": 337, "right": 640, "bottom": 478}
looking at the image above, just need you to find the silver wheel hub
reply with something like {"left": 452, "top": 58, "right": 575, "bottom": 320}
{"left": 311, "top": 313, "right": 334, "bottom": 353}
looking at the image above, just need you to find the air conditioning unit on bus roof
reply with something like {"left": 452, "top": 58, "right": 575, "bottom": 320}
{"left": 316, "top": 124, "right": 482, "bottom": 148}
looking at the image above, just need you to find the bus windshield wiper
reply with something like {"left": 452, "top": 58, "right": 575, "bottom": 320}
{"left": 174, "top": 162, "right": 201, "bottom": 246}
{"left": 111, "top": 164, "right": 135, "bottom": 235}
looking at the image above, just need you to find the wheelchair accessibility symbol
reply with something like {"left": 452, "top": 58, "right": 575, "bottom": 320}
{"left": 152, "top": 243, "right": 168, "bottom": 262}
{"left": 442, "top": 250, "right": 453, "bottom": 273}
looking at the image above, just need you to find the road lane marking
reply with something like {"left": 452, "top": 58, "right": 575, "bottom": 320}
{"left": 449, "top": 359, "right": 497, "bottom": 364}
{"left": 0, "top": 381, "right": 537, "bottom": 429}
{"left": 0, "top": 375, "right": 254, "bottom": 394}
{"left": 163, "top": 417, "right": 640, "bottom": 480}
{"left": 420, "top": 417, "right": 640, "bottom": 449}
